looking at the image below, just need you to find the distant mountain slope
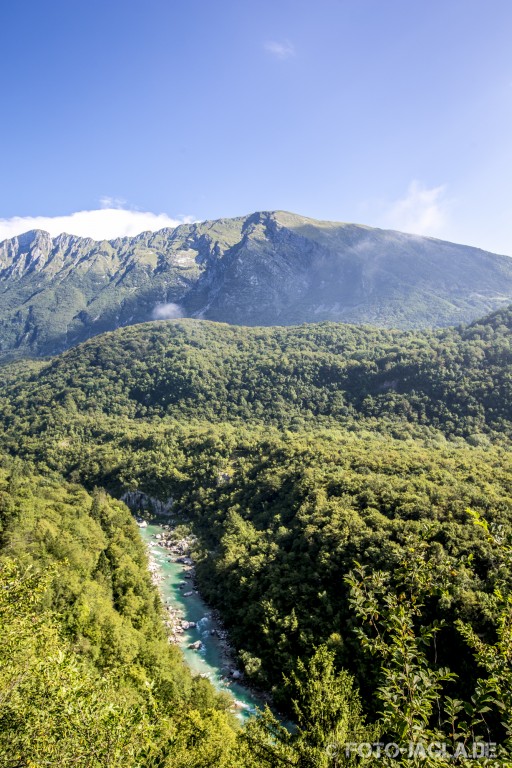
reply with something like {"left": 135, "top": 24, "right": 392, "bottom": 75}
{"left": 1, "top": 210, "right": 512, "bottom": 359}
{"left": 0, "top": 216, "right": 244, "bottom": 359}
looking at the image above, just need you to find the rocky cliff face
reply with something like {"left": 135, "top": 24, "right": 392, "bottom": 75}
{"left": 0, "top": 217, "right": 243, "bottom": 358}
{"left": 1, "top": 210, "right": 512, "bottom": 359}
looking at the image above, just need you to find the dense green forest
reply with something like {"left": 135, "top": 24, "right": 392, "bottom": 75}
{"left": 1, "top": 304, "right": 512, "bottom": 438}
{"left": 1, "top": 308, "right": 512, "bottom": 764}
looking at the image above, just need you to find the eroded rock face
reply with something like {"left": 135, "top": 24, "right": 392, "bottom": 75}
{"left": 2, "top": 210, "right": 512, "bottom": 360}
{"left": 121, "top": 491, "right": 174, "bottom": 516}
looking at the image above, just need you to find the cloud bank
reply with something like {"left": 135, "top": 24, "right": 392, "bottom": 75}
{"left": 0, "top": 208, "right": 194, "bottom": 241}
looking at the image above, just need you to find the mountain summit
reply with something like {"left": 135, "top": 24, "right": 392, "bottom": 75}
{"left": 1, "top": 210, "right": 512, "bottom": 360}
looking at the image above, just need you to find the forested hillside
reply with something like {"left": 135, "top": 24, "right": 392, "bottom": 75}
{"left": 1, "top": 308, "right": 512, "bottom": 764}
{"left": 0, "top": 455, "right": 245, "bottom": 766}
{"left": 2, "top": 305, "right": 511, "bottom": 439}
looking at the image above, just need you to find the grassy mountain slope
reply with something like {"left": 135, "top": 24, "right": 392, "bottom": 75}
{"left": 186, "top": 211, "right": 512, "bottom": 328}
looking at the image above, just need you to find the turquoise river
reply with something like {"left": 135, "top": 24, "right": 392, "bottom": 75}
{"left": 139, "top": 523, "right": 264, "bottom": 721}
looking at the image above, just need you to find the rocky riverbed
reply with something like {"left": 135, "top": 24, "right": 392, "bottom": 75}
{"left": 140, "top": 521, "right": 261, "bottom": 717}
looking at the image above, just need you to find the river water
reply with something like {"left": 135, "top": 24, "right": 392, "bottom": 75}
{"left": 139, "top": 523, "right": 263, "bottom": 721}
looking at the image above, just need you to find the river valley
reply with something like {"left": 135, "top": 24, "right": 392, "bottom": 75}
{"left": 139, "top": 522, "right": 264, "bottom": 721}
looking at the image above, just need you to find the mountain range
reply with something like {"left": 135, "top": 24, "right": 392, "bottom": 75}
{"left": 1, "top": 209, "right": 512, "bottom": 360}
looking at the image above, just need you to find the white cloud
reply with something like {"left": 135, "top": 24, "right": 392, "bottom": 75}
{"left": 152, "top": 302, "right": 185, "bottom": 320}
{"left": 0, "top": 208, "right": 194, "bottom": 241}
{"left": 381, "top": 181, "right": 448, "bottom": 237}
{"left": 264, "top": 40, "right": 295, "bottom": 60}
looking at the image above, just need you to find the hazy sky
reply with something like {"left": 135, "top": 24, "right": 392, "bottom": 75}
{"left": 2, "top": 0, "right": 512, "bottom": 253}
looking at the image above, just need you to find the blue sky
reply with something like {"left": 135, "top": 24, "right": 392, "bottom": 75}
{"left": 1, "top": 0, "right": 512, "bottom": 253}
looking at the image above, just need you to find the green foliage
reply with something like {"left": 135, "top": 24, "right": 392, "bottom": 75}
{"left": 457, "top": 512, "right": 512, "bottom": 750}
{"left": 0, "top": 461, "right": 242, "bottom": 767}
{"left": 345, "top": 527, "right": 512, "bottom": 765}
{"left": 346, "top": 562, "right": 456, "bottom": 743}
{"left": 2, "top": 308, "right": 512, "bottom": 440}
{"left": 243, "top": 646, "right": 373, "bottom": 767}
{"left": 0, "top": 558, "right": 157, "bottom": 767}
{"left": 157, "top": 428, "right": 509, "bottom": 711}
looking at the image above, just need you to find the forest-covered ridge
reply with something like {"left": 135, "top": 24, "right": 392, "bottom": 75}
{"left": 1, "top": 303, "right": 511, "bottom": 442}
